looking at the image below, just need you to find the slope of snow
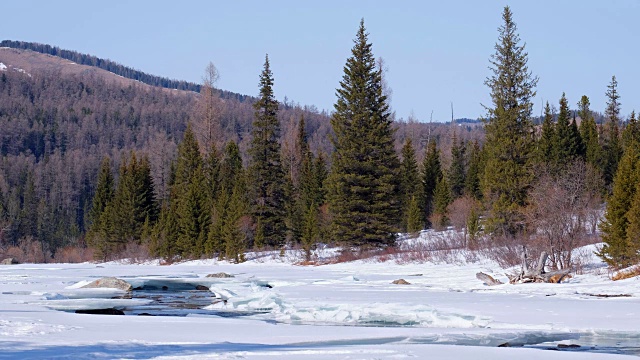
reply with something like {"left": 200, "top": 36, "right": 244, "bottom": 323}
{"left": 1, "top": 241, "right": 639, "bottom": 359}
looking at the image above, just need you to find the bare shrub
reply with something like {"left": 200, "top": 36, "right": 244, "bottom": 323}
{"left": 5, "top": 237, "right": 51, "bottom": 263}
{"left": 526, "top": 161, "right": 602, "bottom": 270}
{"left": 612, "top": 266, "right": 640, "bottom": 281}
{"left": 53, "top": 246, "right": 94, "bottom": 263}
{"left": 115, "top": 242, "right": 151, "bottom": 264}
{"left": 447, "top": 196, "right": 481, "bottom": 247}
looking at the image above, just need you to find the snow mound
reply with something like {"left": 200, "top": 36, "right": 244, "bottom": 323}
{"left": 0, "top": 62, "right": 6, "bottom": 71}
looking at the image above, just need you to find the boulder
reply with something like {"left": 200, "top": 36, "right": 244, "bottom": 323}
{"left": 81, "top": 277, "right": 133, "bottom": 292}
{"left": 392, "top": 279, "right": 411, "bottom": 285}
{"left": 206, "top": 272, "right": 234, "bottom": 278}
{"left": 195, "top": 285, "right": 210, "bottom": 291}
{"left": 1, "top": 258, "right": 19, "bottom": 265}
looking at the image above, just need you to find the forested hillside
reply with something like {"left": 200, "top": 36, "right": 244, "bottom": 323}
{"left": 0, "top": 46, "right": 472, "bottom": 261}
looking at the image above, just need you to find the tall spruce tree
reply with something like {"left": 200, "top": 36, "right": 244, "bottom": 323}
{"left": 482, "top": 6, "right": 538, "bottom": 236}
{"left": 448, "top": 132, "right": 466, "bottom": 198}
{"left": 553, "top": 93, "right": 583, "bottom": 168}
{"left": 464, "top": 140, "right": 483, "bottom": 200}
{"left": 399, "top": 138, "right": 420, "bottom": 231}
{"left": 603, "top": 76, "right": 623, "bottom": 187}
{"left": 249, "top": 55, "right": 286, "bottom": 249}
{"left": 432, "top": 176, "right": 452, "bottom": 229}
{"left": 578, "top": 95, "right": 603, "bottom": 172}
{"left": 422, "top": 141, "right": 442, "bottom": 227}
{"left": 328, "top": 19, "right": 401, "bottom": 249}
{"left": 173, "top": 125, "right": 209, "bottom": 258}
{"left": 537, "top": 102, "right": 555, "bottom": 165}
{"left": 86, "top": 157, "right": 114, "bottom": 258}
{"left": 598, "top": 145, "right": 640, "bottom": 267}
{"left": 622, "top": 111, "right": 640, "bottom": 151}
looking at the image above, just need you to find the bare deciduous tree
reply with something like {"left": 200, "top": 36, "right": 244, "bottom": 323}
{"left": 194, "top": 62, "right": 225, "bottom": 153}
{"left": 526, "top": 161, "right": 603, "bottom": 269}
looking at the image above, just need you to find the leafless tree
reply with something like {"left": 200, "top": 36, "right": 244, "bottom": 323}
{"left": 526, "top": 161, "right": 603, "bottom": 269}
{"left": 193, "top": 62, "right": 225, "bottom": 153}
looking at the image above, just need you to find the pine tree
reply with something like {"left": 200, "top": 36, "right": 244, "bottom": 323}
{"left": 249, "top": 55, "right": 287, "bottom": 249}
{"left": 464, "top": 140, "right": 482, "bottom": 200}
{"left": 86, "top": 157, "right": 114, "bottom": 255}
{"left": 172, "top": 125, "right": 209, "bottom": 258}
{"left": 406, "top": 195, "right": 423, "bottom": 234}
{"left": 603, "top": 76, "right": 623, "bottom": 187}
{"left": 570, "top": 113, "right": 585, "bottom": 160}
{"left": 625, "top": 179, "right": 640, "bottom": 264}
{"left": 554, "top": 93, "right": 576, "bottom": 167}
{"left": 622, "top": 111, "right": 640, "bottom": 152}
{"left": 328, "top": 19, "right": 401, "bottom": 249}
{"left": 432, "top": 176, "right": 452, "bottom": 229}
{"left": 448, "top": 132, "right": 466, "bottom": 198}
{"left": 422, "top": 141, "right": 442, "bottom": 227}
{"left": 599, "top": 146, "right": 640, "bottom": 267}
{"left": 223, "top": 180, "right": 249, "bottom": 263}
{"left": 537, "top": 102, "right": 555, "bottom": 165}
{"left": 482, "top": 6, "right": 538, "bottom": 236}
{"left": 578, "top": 96, "right": 603, "bottom": 172}
{"left": 399, "top": 138, "right": 420, "bottom": 231}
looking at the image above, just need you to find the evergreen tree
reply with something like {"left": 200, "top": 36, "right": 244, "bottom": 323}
{"left": 603, "top": 76, "right": 623, "bottom": 187}
{"left": 537, "top": 102, "right": 555, "bottom": 165}
{"left": 86, "top": 157, "right": 114, "bottom": 256}
{"left": 482, "top": 6, "right": 538, "bottom": 236}
{"left": 554, "top": 93, "right": 576, "bottom": 167}
{"left": 422, "top": 141, "right": 442, "bottom": 227}
{"left": 598, "top": 146, "right": 640, "bottom": 267}
{"left": 625, "top": 179, "right": 640, "bottom": 264}
{"left": 578, "top": 96, "right": 603, "bottom": 172}
{"left": 448, "top": 132, "right": 466, "bottom": 198}
{"left": 464, "top": 140, "right": 482, "bottom": 200}
{"left": 300, "top": 202, "right": 319, "bottom": 261}
{"left": 399, "top": 138, "right": 420, "bottom": 231}
{"left": 223, "top": 180, "right": 249, "bottom": 263}
{"left": 622, "top": 111, "right": 640, "bottom": 152}
{"left": 406, "top": 195, "right": 422, "bottom": 233}
{"left": 88, "top": 157, "right": 114, "bottom": 229}
{"left": 204, "top": 145, "right": 221, "bottom": 204}
{"left": 172, "top": 125, "right": 209, "bottom": 258}
{"left": 328, "top": 19, "right": 401, "bottom": 249}
{"left": 432, "top": 176, "right": 452, "bottom": 229}
{"left": 249, "top": 55, "right": 287, "bottom": 249}
{"left": 313, "top": 153, "right": 328, "bottom": 205}
{"left": 570, "top": 113, "right": 585, "bottom": 160}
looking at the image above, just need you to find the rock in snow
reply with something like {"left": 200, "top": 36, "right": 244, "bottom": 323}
{"left": 392, "top": 279, "right": 411, "bottom": 285}
{"left": 81, "top": 277, "right": 133, "bottom": 292}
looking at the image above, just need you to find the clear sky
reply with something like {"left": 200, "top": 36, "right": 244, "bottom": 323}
{"left": 2, "top": 1, "right": 639, "bottom": 122}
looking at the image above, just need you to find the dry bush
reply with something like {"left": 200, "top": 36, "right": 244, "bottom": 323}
{"left": 115, "top": 242, "right": 151, "bottom": 264}
{"left": 612, "top": 266, "right": 640, "bottom": 281}
{"left": 479, "top": 234, "right": 533, "bottom": 269}
{"left": 429, "top": 213, "right": 447, "bottom": 231}
{"left": 53, "top": 246, "right": 94, "bottom": 263}
{"left": 5, "top": 237, "right": 51, "bottom": 263}
{"left": 526, "top": 161, "right": 602, "bottom": 270}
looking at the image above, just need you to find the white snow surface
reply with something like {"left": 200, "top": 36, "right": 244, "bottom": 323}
{"left": 1, "top": 241, "right": 639, "bottom": 359}
{"left": 0, "top": 62, "right": 7, "bottom": 71}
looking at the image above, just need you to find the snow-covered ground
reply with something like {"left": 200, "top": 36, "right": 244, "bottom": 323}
{"left": 1, "top": 237, "right": 639, "bottom": 359}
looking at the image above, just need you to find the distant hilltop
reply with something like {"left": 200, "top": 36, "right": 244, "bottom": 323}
{"left": 0, "top": 40, "right": 251, "bottom": 103}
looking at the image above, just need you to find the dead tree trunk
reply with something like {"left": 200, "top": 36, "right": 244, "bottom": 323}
{"left": 506, "top": 247, "right": 571, "bottom": 284}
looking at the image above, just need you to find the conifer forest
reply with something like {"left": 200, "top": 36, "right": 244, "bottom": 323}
{"left": 2, "top": 6, "right": 640, "bottom": 271}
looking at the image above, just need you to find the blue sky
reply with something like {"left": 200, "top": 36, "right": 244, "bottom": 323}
{"left": 2, "top": 1, "right": 639, "bottom": 122}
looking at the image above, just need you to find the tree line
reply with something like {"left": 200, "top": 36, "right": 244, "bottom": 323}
{"left": 3, "top": 8, "right": 638, "bottom": 269}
